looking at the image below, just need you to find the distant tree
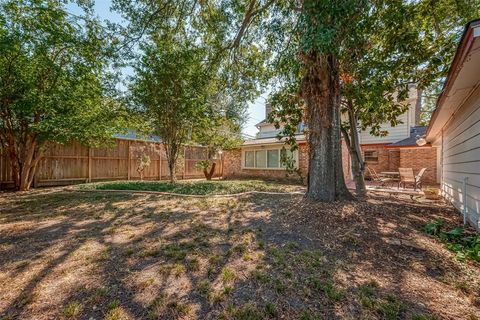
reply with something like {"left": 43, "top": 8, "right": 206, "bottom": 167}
{"left": 194, "top": 116, "right": 243, "bottom": 180}
{"left": 420, "top": 83, "right": 444, "bottom": 126}
{"left": 0, "top": 0, "right": 127, "bottom": 191}
{"left": 130, "top": 37, "right": 218, "bottom": 183}
{"left": 116, "top": 0, "right": 260, "bottom": 183}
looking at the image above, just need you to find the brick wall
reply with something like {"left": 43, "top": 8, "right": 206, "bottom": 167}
{"left": 223, "top": 142, "right": 351, "bottom": 184}
{"left": 222, "top": 144, "right": 309, "bottom": 183}
{"left": 387, "top": 149, "right": 400, "bottom": 171}
{"left": 361, "top": 144, "right": 391, "bottom": 175}
{"left": 357, "top": 145, "right": 437, "bottom": 184}
{"left": 399, "top": 147, "right": 437, "bottom": 184}
{"left": 223, "top": 142, "right": 437, "bottom": 184}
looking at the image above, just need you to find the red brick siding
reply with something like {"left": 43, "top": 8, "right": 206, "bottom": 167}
{"left": 223, "top": 142, "right": 351, "bottom": 184}
{"left": 399, "top": 147, "right": 437, "bottom": 184}
{"left": 222, "top": 144, "right": 308, "bottom": 183}
{"left": 224, "top": 142, "right": 437, "bottom": 184}
{"left": 361, "top": 145, "right": 437, "bottom": 183}
{"left": 361, "top": 144, "right": 391, "bottom": 175}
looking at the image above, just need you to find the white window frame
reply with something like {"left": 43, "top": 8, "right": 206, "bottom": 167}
{"left": 242, "top": 146, "right": 299, "bottom": 170}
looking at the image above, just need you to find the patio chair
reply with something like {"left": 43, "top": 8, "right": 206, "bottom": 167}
{"left": 414, "top": 168, "right": 427, "bottom": 190}
{"left": 366, "top": 166, "right": 394, "bottom": 187}
{"left": 398, "top": 168, "right": 416, "bottom": 189}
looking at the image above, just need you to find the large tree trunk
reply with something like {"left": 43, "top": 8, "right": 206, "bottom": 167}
{"left": 6, "top": 133, "right": 43, "bottom": 191}
{"left": 346, "top": 103, "right": 366, "bottom": 196}
{"left": 341, "top": 117, "right": 366, "bottom": 196}
{"left": 168, "top": 160, "right": 176, "bottom": 183}
{"left": 163, "top": 144, "right": 178, "bottom": 184}
{"left": 302, "top": 54, "right": 352, "bottom": 201}
{"left": 203, "top": 162, "right": 216, "bottom": 180}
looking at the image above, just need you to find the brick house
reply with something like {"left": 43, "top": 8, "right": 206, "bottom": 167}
{"left": 223, "top": 85, "right": 437, "bottom": 184}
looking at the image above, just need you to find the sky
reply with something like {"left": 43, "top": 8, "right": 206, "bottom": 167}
{"left": 67, "top": 0, "right": 265, "bottom": 138}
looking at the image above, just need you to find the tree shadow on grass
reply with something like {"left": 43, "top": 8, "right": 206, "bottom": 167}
{"left": 0, "top": 190, "right": 479, "bottom": 319}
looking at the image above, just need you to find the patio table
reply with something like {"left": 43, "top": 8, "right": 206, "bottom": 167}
{"left": 380, "top": 171, "right": 400, "bottom": 177}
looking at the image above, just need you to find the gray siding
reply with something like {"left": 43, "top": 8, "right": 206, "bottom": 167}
{"left": 440, "top": 86, "right": 480, "bottom": 229}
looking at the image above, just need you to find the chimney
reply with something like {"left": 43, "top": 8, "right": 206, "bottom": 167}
{"left": 415, "top": 88, "right": 423, "bottom": 126}
{"left": 265, "top": 103, "right": 272, "bottom": 118}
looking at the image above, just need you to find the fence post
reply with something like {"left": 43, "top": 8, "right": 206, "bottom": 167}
{"left": 88, "top": 147, "right": 92, "bottom": 182}
{"left": 182, "top": 147, "right": 186, "bottom": 180}
{"left": 127, "top": 140, "right": 131, "bottom": 180}
{"left": 158, "top": 143, "right": 162, "bottom": 181}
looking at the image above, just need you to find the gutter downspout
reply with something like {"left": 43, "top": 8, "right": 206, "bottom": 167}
{"left": 463, "top": 176, "right": 468, "bottom": 225}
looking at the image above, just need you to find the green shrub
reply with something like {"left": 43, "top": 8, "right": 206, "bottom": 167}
{"left": 423, "top": 219, "right": 444, "bottom": 236}
{"left": 423, "top": 221, "right": 480, "bottom": 262}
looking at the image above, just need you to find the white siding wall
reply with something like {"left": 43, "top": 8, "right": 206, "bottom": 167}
{"left": 257, "top": 123, "right": 282, "bottom": 138}
{"left": 438, "top": 86, "right": 480, "bottom": 230}
{"left": 359, "top": 86, "right": 419, "bottom": 144}
{"left": 359, "top": 109, "right": 411, "bottom": 144}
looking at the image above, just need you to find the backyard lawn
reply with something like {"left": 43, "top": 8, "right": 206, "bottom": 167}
{"left": 1, "top": 182, "right": 479, "bottom": 319}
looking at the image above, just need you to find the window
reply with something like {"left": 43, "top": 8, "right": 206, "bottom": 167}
{"left": 364, "top": 150, "right": 378, "bottom": 163}
{"left": 280, "top": 149, "right": 296, "bottom": 168}
{"left": 244, "top": 151, "right": 255, "bottom": 167}
{"left": 255, "top": 150, "right": 266, "bottom": 168}
{"left": 267, "top": 150, "right": 279, "bottom": 168}
{"left": 243, "top": 148, "right": 297, "bottom": 169}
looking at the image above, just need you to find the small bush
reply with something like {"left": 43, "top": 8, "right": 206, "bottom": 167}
{"left": 423, "top": 221, "right": 480, "bottom": 262}
{"left": 423, "top": 219, "right": 444, "bottom": 236}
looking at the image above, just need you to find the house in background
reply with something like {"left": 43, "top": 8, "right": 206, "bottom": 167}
{"left": 223, "top": 85, "right": 438, "bottom": 184}
{"left": 426, "top": 19, "right": 480, "bottom": 230}
{"left": 359, "top": 84, "right": 437, "bottom": 184}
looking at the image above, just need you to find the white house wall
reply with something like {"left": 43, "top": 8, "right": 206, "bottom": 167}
{"left": 359, "top": 110, "right": 411, "bottom": 144}
{"left": 359, "top": 86, "right": 419, "bottom": 144}
{"left": 438, "top": 85, "right": 480, "bottom": 229}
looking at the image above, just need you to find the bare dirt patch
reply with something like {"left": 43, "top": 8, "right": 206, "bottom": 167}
{"left": 0, "top": 188, "right": 479, "bottom": 319}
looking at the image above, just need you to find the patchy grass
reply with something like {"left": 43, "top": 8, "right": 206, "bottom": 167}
{"left": 79, "top": 179, "right": 303, "bottom": 195}
{"left": 62, "top": 300, "right": 83, "bottom": 318}
{"left": 0, "top": 187, "right": 479, "bottom": 319}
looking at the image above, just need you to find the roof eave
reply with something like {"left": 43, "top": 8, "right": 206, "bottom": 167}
{"left": 426, "top": 19, "right": 480, "bottom": 140}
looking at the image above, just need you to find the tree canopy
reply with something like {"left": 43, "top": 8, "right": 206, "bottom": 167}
{"left": 0, "top": 0, "right": 128, "bottom": 190}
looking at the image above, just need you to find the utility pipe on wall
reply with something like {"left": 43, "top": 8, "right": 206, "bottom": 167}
{"left": 463, "top": 176, "right": 468, "bottom": 225}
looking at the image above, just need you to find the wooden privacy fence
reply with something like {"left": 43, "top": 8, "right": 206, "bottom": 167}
{"left": 0, "top": 138, "right": 222, "bottom": 189}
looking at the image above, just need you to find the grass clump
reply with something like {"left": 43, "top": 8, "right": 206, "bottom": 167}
{"left": 221, "top": 267, "right": 236, "bottom": 283}
{"left": 225, "top": 303, "right": 278, "bottom": 320}
{"left": 149, "top": 294, "right": 191, "bottom": 319}
{"left": 63, "top": 300, "right": 83, "bottom": 318}
{"left": 104, "top": 306, "right": 130, "bottom": 320}
{"left": 196, "top": 279, "right": 212, "bottom": 296}
{"left": 308, "top": 277, "right": 345, "bottom": 301}
{"left": 358, "top": 281, "right": 403, "bottom": 320}
{"left": 90, "top": 287, "right": 108, "bottom": 303}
